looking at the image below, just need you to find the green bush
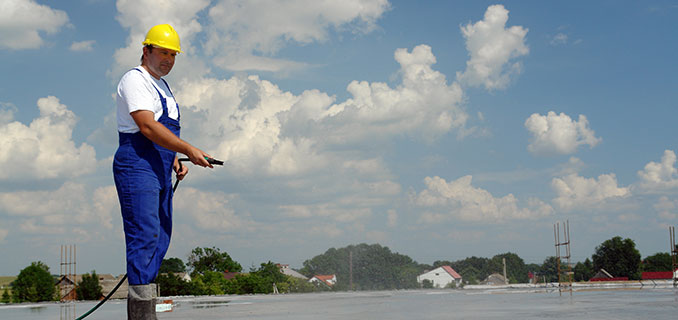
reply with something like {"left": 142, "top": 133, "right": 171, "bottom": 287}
{"left": 12, "top": 261, "right": 55, "bottom": 302}
{"left": 77, "top": 271, "right": 102, "bottom": 300}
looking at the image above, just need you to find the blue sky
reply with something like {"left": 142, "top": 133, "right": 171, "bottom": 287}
{"left": 1, "top": 0, "right": 678, "bottom": 276}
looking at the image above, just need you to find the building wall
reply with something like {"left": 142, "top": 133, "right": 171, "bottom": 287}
{"left": 417, "top": 267, "right": 458, "bottom": 288}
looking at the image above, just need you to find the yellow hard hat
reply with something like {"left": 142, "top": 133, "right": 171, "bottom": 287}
{"left": 142, "top": 24, "right": 181, "bottom": 53}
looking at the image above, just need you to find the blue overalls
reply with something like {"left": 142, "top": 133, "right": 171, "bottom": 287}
{"left": 113, "top": 68, "right": 180, "bottom": 285}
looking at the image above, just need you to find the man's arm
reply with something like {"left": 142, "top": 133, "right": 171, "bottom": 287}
{"left": 131, "top": 110, "right": 213, "bottom": 168}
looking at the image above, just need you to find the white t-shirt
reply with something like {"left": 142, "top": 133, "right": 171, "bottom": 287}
{"left": 116, "top": 66, "right": 179, "bottom": 133}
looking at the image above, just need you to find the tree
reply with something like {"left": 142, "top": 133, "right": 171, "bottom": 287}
{"left": 592, "top": 236, "right": 641, "bottom": 280}
{"left": 156, "top": 273, "right": 193, "bottom": 296}
{"left": 489, "top": 253, "right": 529, "bottom": 283}
{"left": 300, "top": 243, "right": 425, "bottom": 290}
{"left": 159, "top": 257, "right": 187, "bottom": 274}
{"left": 539, "top": 256, "right": 559, "bottom": 282}
{"left": 76, "top": 271, "right": 102, "bottom": 300}
{"left": 252, "top": 261, "right": 287, "bottom": 285}
{"left": 12, "top": 261, "right": 55, "bottom": 302}
{"left": 1, "top": 288, "right": 10, "bottom": 303}
{"left": 573, "top": 258, "right": 594, "bottom": 282}
{"left": 640, "top": 253, "right": 672, "bottom": 272}
{"left": 187, "top": 247, "right": 242, "bottom": 277}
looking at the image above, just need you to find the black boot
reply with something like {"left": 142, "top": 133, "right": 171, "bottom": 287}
{"left": 127, "top": 284, "right": 157, "bottom": 320}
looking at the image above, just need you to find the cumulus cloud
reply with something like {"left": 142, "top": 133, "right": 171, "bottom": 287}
{"left": 111, "top": 0, "right": 211, "bottom": 78}
{"left": 550, "top": 33, "right": 568, "bottom": 46}
{"left": 412, "top": 175, "right": 553, "bottom": 222}
{"left": 456, "top": 4, "right": 529, "bottom": 90}
{"left": 206, "top": 0, "right": 390, "bottom": 72}
{"left": 176, "top": 44, "right": 466, "bottom": 175}
{"left": 0, "top": 0, "right": 69, "bottom": 50}
{"left": 525, "top": 111, "right": 601, "bottom": 156}
{"left": 637, "top": 150, "right": 678, "bottom": 190}
{"left": 70, "top": 40, "right": 95, "bottom": 52}
{"left": 0, "top": 182, "right": 115, "bottom": 231}
{"left": 551, "top": 173, "right": 630, "bottom": 211}
{"left": 280, "top": 204, "right": 372, "bottom": 223}
{"left": 174, "top": 187, "right": 255, "bottom": 231}
{"left": 654, "top": 196, "right": 678, "bottom": 220}
{"left": 386, "top": 209, "right": 398, "bottom": 227}
{"left": 111, "top": 0, "right": 389, "bottom": 76}
{"left": 0, "top": 96, "right": 96, "bottom": 180}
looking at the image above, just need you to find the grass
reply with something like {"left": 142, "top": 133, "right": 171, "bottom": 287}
{"left": 0, "top": 276, "right": 15, "bottom": 288}
{"left": 0, "top": 276, "right": 15, "bottom": 299}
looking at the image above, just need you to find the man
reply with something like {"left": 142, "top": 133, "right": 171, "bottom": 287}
{"left": 113, "top": 24, "right": 212, "bottom": 319}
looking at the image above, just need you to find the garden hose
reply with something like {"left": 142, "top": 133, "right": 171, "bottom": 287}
{"left": 75, "top": 274, "right": 127, "bottom": 320}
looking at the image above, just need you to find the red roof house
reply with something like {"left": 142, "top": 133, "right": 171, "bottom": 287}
{"left": 417, "top": 266, "right": 463, "bottom": 288}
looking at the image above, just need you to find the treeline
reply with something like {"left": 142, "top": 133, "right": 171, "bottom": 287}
{"left": 299, "top": 243, "right": 426, "bottom": 290}
{"left": 155, "top": 247, "right": 324, "bottom": 296}
{"left": 3, "top": 237, "right": 675, "bottom": 303}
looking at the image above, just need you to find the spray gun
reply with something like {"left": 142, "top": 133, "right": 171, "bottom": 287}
{"left": 173, "top": 157, "right": 224, "bottom": 192}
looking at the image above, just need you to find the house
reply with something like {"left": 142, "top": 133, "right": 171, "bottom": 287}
{"left": 309, "top": 274, "right": 336, "bottom": 287}
{"left": 160, "top": 272, "right": 192, "bottom": 282}
{"left": 417, "top": 266, "right": 462, "bottom": 288}
{"left": 223, "top": 271, "right": 240, "bottom": 280}
{"left": 100, "top": 275, "right": 128, "bottom": 299}
{"left": 480, "top": 273, "right": 507, "bottom": 285}
{"left": 56, "top": 274, "right": 128, "bottom": 300}
{"left": 589, "top": 269, "right": 628, "bottom": 281}
{"left": 277, "top": 264, "right": 308, "bottom": 280}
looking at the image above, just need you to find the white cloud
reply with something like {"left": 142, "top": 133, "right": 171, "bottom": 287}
{"left": 551, "top": 173, "right": 630, "bottom": 211}
{"left": 70, "top": 40, "right": 95, "bottom": 52}
{"left": 412, "top": 175, "right": 553, "bottom": 222}
{"left": 321, "top": 44, "right": 467, "bottom": 143}
{"left": 456, "top": 4, "right": 529, "bottom": 90}
{"left": 111, "top": 0, "right": 211, "bottom": 78}
{"left": 637, "top": 150, "right": 678, "bottom": 190}
{"left": 280, "top": 204, "right": 372, "bottom": 223}
{"left": 525, "top": 111, "right": 601, "bottom": 156}
{"left": 176, "top": 44, "right": 466, "bottom": 175}
{"left": 0, "top": 0, "right": 69, "bottom": 50}
{"left": 0, "top": 96, "right": 96, "bottom": 180}
{"left": 386, "top": 209, "right": 397, "bottom": 227}
{"left": 174, "top": 187, "right": 255, "bottom": 232}
{"left": 0, "top": 182, "right": 115, "bottom": 231}
{"left": 550, "top": 33, "right": 568, "bottom": 46}
{"left": 654, "top": 196, "right": 678, "bottom": 220}
{"left": 0, "top": 228, "right": 7, "bottom": 242}
{"left": 206, "top": 0, "right": 390, "bottom": 72}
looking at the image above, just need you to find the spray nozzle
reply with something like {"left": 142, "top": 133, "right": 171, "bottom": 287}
{"left": 178, "top": 157, "right": 224, "bottom": 166}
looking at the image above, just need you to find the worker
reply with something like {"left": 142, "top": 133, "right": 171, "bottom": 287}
{"left": 113, "top": 24, "right": 213, "bottom": 319}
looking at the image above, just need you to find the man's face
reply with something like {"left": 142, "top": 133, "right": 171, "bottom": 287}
{"left": 144, "top": 46, "right": 177, "bottom": 78}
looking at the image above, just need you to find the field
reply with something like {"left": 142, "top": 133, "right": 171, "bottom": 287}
{"left": 0, "top": 276, "right": 16, "bottom": 296}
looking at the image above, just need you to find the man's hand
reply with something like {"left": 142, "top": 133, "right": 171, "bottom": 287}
{"left": 173, "top": 157, "right": 189, "bottom": 180}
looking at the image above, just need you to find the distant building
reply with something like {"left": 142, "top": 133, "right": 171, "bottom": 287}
{"left": 223, "top": 272, "right": 240, "bottom": 280}
{"left": 417, "top": 266, "right": 462, "bottom": 288}
{"left": 589, "top": 269, "right": 628, "bottom": 282}
{"left": 277, "top": 264, "right": 308, "bottom": 280}
{"left": 56, "top": 274, "right": 128, "bottom": 300}
{"left": 309, "top": 274, "right": 336, "bottom": 287}
{"left": 641, "top": 270, "right": 678, "bottom": 280}
{"left": 481, "top": 273, "right": 507, "bottom": 286}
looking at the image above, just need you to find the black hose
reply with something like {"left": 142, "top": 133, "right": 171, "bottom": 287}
{"left": 173, "top": 157, "right": 223, "bottom": 192}
{"left": 75, "top": 274, "right": 127, "bottom": 320}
